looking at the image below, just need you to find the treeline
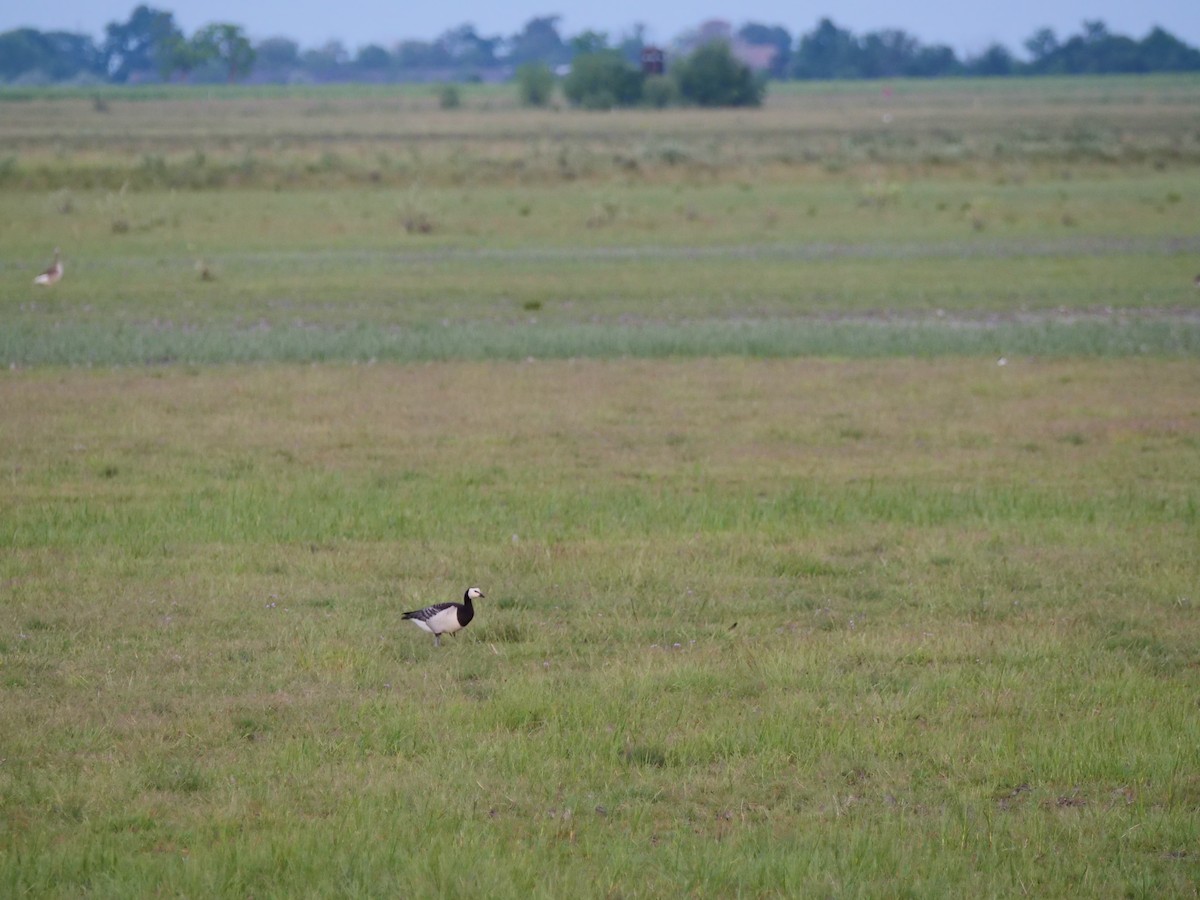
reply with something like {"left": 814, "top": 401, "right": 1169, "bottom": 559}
{"left": 3, "top": 5, "right": 1199, "bottom": 88}
{"left": 1, "top": 6, "right": 255, "bottom": 84}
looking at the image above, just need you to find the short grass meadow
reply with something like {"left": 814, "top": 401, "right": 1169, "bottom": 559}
{"left": 1, "top": 76, "right": 1199, "bottom": 896}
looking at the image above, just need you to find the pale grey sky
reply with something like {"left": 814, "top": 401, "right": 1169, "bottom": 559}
{"left": 5, "top": 0, "right": 1199, "bottom": 56}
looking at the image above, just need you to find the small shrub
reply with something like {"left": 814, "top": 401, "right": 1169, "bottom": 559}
{"left": 673, "top": 41, "right": 764, "bottom": 108}
{"left": 563, "top": 52, "right": 643, "bottom": 109}
{"left": 437, "top": 84, "right": 461, "bottom": 110}
{"left": 515, "top": 63, "right": 555, "bottom": 107}
{"left": 642, "top": 75, "right": 678, "bottom": 109}
{"left": 580, "top": 89, "right": 617, "bottom": 111}
{"left": 104, "top": 184, "right": 132, "bottom": 234}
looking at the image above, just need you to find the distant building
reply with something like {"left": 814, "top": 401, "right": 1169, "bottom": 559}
{"left": 695, "top": 20, "right": 733, "bottom": 45}
{"left": 678, "top": 18, "right": 780, "bottom": 74}
{"left": 641, "top": 46, "right": 665, "bottom": 75}
{"left": 732, "top": 42, "right": 778, "bottom": 73}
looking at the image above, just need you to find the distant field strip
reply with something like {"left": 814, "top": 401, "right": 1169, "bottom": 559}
{"left": 202, "top": 233, "right": 1200, "bottom": 264}
{"left": 273, "top": 233, "right": 1200, "bottom": 264}
{"left": 6, "top": 234, "right": 1198, "bottom": 275}
{"left": 5, "top": 75, "right": 1200, "bottom": 192}
{"left": 6, "top": 234, "right": 1200, "bottom": 366}
{"left": 5, "top": 316, "right": 1199, "bottom": 367}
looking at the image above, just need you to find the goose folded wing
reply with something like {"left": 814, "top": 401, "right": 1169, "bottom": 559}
{"left": 404, "top": 602, "right": 455, "bottom": 622}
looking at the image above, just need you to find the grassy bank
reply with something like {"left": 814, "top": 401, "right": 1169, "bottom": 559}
{"left": 2, "top": 360, "right": 1199, "bottom": 895}
{"left": 1, "top": 77, "right": 1198, "bottom": 895}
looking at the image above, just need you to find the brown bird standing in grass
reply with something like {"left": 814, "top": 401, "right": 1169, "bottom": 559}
{"left": 33, "top": 248, "right": 63, "bottom": 286}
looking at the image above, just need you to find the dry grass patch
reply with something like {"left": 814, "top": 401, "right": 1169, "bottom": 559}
{"left": 4, "top": 76, "right": 1200, "bottom": 189}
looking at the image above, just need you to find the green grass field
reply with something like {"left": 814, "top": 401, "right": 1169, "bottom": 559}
{"left": 2, "top": 77, "right": 1199, "bottom": 896}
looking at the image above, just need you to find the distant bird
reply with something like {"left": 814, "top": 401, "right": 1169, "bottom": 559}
{"left": 33, "top": 248, "right": 63, "bottom": 286}
{"left": 1194, "top": 274, "right": 1200, "bottom": 287}
{"left": 402, "top": 587, "right": 484, "bottom": 647}
{"left": 195, "top": 259, "right": 216, "bottom": 282}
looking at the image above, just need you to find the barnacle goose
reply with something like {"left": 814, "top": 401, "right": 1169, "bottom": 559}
{"left": 402, "top": 587, "right": 484, "bottom": 647}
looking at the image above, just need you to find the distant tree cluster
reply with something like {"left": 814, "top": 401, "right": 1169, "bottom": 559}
{"left": 246, "top": 17, "right": 652, "bottom": 86}
{"left": 2, "top": 5, "right": 1199, "bottom": 91}
{"left": 1, "top": 4, "right": 253, "bottom": 84}
{"left": 787, "top": 17, "right": 1200, "bottom": 78}
{"left": 1021, "top": 21, "right": 1200, "bottom": 74}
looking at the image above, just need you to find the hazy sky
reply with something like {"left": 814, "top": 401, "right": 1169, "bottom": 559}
{"left": 6, "top": 0, "right": 1199, "bottom": 56}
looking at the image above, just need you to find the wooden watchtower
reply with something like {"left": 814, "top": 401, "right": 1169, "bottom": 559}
{"left": 641, "top": 46, "right": 665, "bottom": 75}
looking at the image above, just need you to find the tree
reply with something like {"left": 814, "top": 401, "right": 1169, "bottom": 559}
{"left": 1082, "top": 20, "right": 1110, "bottom": 44}
{"left": 570, "top": 30, "right": 610, "bottom": 57}
{"left": 1024, "top": 28, "right": 1059, "bottom": 67}
{"left": 0, "top": 28, "right": 104, "bottom": 82}
{"left": 103, "top": 5, "right": 182, "bottom": 82}
{"left": 793, "top": 18, "right": 861, "bottom": 79}
{"left": 1138, "top": 27, "right": 1200, "bottom": 72}
{"left": 516, "top": 62, "right": 555, "bottom": 106}
{"left": 43, "top": 31, "right": 105, "bottom": 80}
{"left": 508, "top": 16, "right": 568, "bottom": 66}
{"left": 966, "top": 43, "right": 1015, "bottom": 76}
{"left": 301, "top": 40, "right": 349, "bottom": 79}
{"left": 252, "top": 36, "right": 298, "bottom": 77}
{"left": 674, "top": 41, "right": 763, "bottom": 107}
{"left": 1034, "top": 21, "right": 1148, "bottom": 74}
{"left": 393, "top": 39, "right": 451, "bottom": 70}
{"left": 857, "top": 29, "right": 921, "bottom": 78}
{"left": 437, "top": 24, "right": 501, "bottom": 68}
{"left": 0, "top": 29, "right": 49, "bottom": 80}
{"left": 256, "top": 37, "right": 298, "bottom": 68}
{"left": 615, "top": 24, "right": 648, "bottom": 65}
{"left": 193, "top": 23, "right": 255, "bottom": 82}
{"left": 562, "top": 51, "right": 643, "bottom": 109}
{"left": 1091, "top": 34, "right": 1143, "bottom": 72}
{"left": 157, "top": 32, "right": 213, "bottom": 81}
{"left": 907, "top": 44, "right": 961, "bottom": 77}
{"left": 355, "top": 44, "right": 392, "bottom": 72}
